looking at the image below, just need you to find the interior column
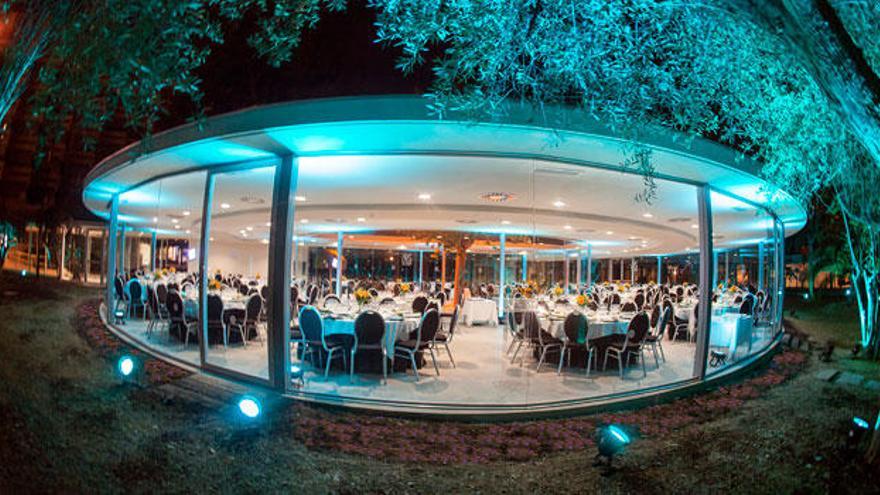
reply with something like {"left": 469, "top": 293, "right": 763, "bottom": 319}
{"left": 498, "top": 233, "right": 506, "bottom": 318}
{"left": 335, "top": 231, "right": 344, "bottom": 296}
{"left": 106, "top": 195, "right": 119, "bottom": 311}
{"left": 586, "top": 244, "right": 592, "bottom": 287}
{"left": 521, "top": 252, "right": 527, "bottom": 282}
{"left": 758, "top": 242, "right": 765, "bottom": 292}
{"left": 150, "top": 232, "right": 157, "bottom": 272}
{"left": 563, "top": 249, "right": 570, "bottom": 294}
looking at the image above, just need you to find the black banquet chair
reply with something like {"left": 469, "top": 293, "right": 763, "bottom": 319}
{"left": 429, "top": 304, "right": 460, "bottom": 368}
{"left": 299, "top": 306, "right": 349, "bottom": 378}
{"left": 350, "top": 310, "right": 387, "bottom": 382}
{"left": 558, "top": 312, "right": 594, "bottom": 376}
{"left": 394, "top": 308, "right": 440, "bottom": 381}
{"left": 603, "top": 312, "right": 651, "bottom": 379}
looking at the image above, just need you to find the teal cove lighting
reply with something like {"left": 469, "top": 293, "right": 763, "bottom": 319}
{"left": 238, "top": 397, "right": 262, "bottom": 419}
{"left": 117, "top": 355, "right": 135, "bottom": 377}
{"left": 853, "top": 417, "right": 870, "bottom": 429}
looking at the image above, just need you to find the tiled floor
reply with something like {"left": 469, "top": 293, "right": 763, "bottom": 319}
{"left": 118, "top": 317, "right": 706, "bottom": 406}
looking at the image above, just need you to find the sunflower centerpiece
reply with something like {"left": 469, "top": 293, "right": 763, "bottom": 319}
{"left": 208, "top": 279, "right": 222, "bottom": 292}
{"left": 354, "top": 288, "right": 372, "bottom": 309}
{"left": 576, "top": 294, "right": 591, "bottom": 308}
{"left": 399, "top": 282, "right": 411, "bottom": 294}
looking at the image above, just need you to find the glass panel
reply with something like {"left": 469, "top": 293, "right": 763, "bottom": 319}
{"left": 286, "top": 155, "right": 701, "bottom": 405}
{"left": 707, "top": 191, "right": 776, "bottom": 374}
{"left": 205, "top": 166, "right": 277, "bottom": 380}
{"left": 115, "top": 171, "right": 206, "bottom": 367}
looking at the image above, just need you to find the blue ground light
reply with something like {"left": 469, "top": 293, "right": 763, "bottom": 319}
{"left": 853, "top": 417, "right": 870, "bottom": 429}
{"left": 238, "top": 397, "right": 262, "bottom": 419}
{"left": 117, "top": 355, "right": 135, "bottom": 377}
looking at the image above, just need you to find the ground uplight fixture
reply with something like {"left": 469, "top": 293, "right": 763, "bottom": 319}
{"left": 20, "top": 269, "right": 26, "bottom": 277}
{"left": 594, "top": 425, "right": 632, "bottom": 467}
{"left": 238, "top": 396, "right": 262, "bottom": 419}
{"left": 117, "top": 355, "right": 136, "bottom": 377}
{"left": 847, "top": 416, "right": 871, "bottom": 448}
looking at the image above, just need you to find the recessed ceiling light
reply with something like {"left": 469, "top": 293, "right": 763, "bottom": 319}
{"left": 152, "top": 217, "right": 158, "bottom": 223}
{"left": 295, "top": 196, "right": 306, "bottom": 202}
{"left": 300, "top": 219, "right": 309, "bottom": 224}
{"left": 691, "top": 224, "right": 699, "bottom": 229}
{"left": 182, "top": 210, "right": 191, "bottom": 216}
{"left": 398, "top": 244, "right": 407, "bottom": 249}
{"left": 518, "top": 250, "right": 528, "bottom": 256}
{"left": 209, "top": 237, "right": 214, "bottom": 242}
{"left": 563, "top": 225, "right": 572, "bottom": 230}
{"left": 174, "top": 225, "right": 180, "bottom": 229}
{"left": 418, "top": 193, "right": 432, "bottom": 200}
{"left": 220, "top": 203, "right": 230, "bottom": 209}
{"left": 436, "top": 235, "right": 443, "bottom": 239}
{"left": 642, "top": 212, "right": 653, "bottom": 218}
{"left": 171, "top": 218, "right": 179, "bottom": 224}
{"left": 265, "top": 222, "right": 271, "bottom": 227}
{"left": 606, "top": 231, "right": 614, "bottom": 235}
{"left": 553, "top": 200, "right": 566, "bottom": 208}
{"left": 246, "top": 226, "right": 254, "bottom": 231}
{"left": 356, "top": 217, "right": 366, "bottom": 223}
{"left": 501, "top": 220, "right": 511, "bottom": 225}
{"left": 261, "top": 239, "right": 269, "bottom": 245}
{"left": 185, "top": 229, "right": 191, "bottom": 234}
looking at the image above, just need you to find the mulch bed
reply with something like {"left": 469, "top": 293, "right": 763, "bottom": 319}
{"left": 293, "top": 351, "right": 808, "bottom": 464}
{"left": 73, "top": 299, "right": 190, "bottom": 386}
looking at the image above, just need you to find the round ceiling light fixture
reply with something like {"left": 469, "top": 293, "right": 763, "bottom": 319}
{"left": 480, "top": 192, "right": 516, "bottom": 203}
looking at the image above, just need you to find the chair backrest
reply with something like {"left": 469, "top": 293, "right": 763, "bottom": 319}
{"left": 634, "top": 292, "right": 645, "bottom": 309}
{"left": 563, "top": 312, "right": 588, "bottom": 344}
{"left": 298, "top": 306, "right": 323, "bottom": 345}
{"left": 323, "top": 294, "right": 341, "bottom": 308}
{"left": 621, "top": 301, "right": 637, "bottom": 313}
{"left": 507, "top": 309, "right": 519, "bottom": 334}
{"left": 115, "top": 276, "right": 125, "bottom": 298}
{"left": 260, "top": 285, "right": 270, "bottom": 301}
{"left": 739, "top": 296, "right": 754, "bottom": 315}
{"left": 155, "top": 284, "right": 168, "bottom": 305}
{"left": 413, "top": 308, "right": 440, "bottom": 346}
{"left": 625, "top": 312, "right": 651, "bottom": 346}
{"left": 368, "top": 288, "right": 379, "bottom": 298}
{"left": 425, "top": 301, "right": 439, "bottom": 313}
{"left": 392, "top": 284, "right": 401, "bottom": 296}
{"left": 207, "top": 294, "right": 224, "bottom": 323}
{"left": 522, "top": 311, "right": 542, "bottom": 343}
{"left": 245, "top": 294, "right": 263, "bottom": 322}
{"left": 437, "top": 291, "right": 447, "bottom": 307}
{"left": 165, "top": 291, "right": 184, "bottom": 320}
{"left": 412, "top": 295, "right": 428, "bottom": 314}
{"left": 308, "top": 285, "right": 319, "bottom": 304}
{"left": 650, "top": 305, "right": 661, "bottom": 328}
{"left": 447, "top": 304, "right": 461, "bottom": 336}
{"left": 656, "top": 305, "right": 672, "bottom": 336}
{"left": 127, "top": 279, "right": 142, "bottom": 302}
{"left": 354, "top": 310, "right": 385, "bottom": 348}
{"left": 379, "top": 297, "right": 396, "bottom": 306}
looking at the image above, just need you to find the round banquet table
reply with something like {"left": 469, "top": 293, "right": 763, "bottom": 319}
{"left": 319, "top": 312, "right": 421, "bottom": 372}
{"left": 537, "top": 310, "right": 632, "bottom": 370}
{"left": 461, "top": 298, "right": 498, "bottom": 326}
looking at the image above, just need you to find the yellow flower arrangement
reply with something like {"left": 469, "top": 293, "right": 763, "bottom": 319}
{"left": 354, "top": 288, "right": 372, "bottom": 305}
{"left": 553, "top": 286, "right": 563, "bottom": 296}
{"left": 255, "top": 273, "right": 261, "bottom": 280}
{"left": 624, "top": 283, "right": 631, "bottom": 290}
{"left": 208, "top": 279, "right": 222, "bottom": 291}
{"left": 153, "top": 270, "right": 164, "bottom": 280}
{"left": 575, "top": 294, "right": 591, "bottom": 307}
{"left": 399, "top": 282, "right": 411, "bottom": 294}
{"left": 169, "top": 266, "right": 176, "bottom": 273}
{"left": 728, "top": 285, "right": 738, "bottom": 293}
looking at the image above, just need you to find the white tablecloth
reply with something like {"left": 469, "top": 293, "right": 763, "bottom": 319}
{"left": 710, "top": 313, "right": 753, "bottom": 359}
{"left": 462, "top": 298, "right": 498, "bottom": 326}
{"left": 322, "top": 316, "right": 419, "bottom": 354}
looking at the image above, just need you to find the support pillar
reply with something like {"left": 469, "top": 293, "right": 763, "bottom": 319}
{"left": 657, "top": 256, "right": 662, "bottom": 285}
{"left": 335, "top": 231, "right": 344, "bottom": 296}
{"left": 58, "top": 226, "right": 66, "bottom": 280}
{"left": 563, "top": 249, "right": 570, "bottom": 294}
{"left": 441, "top": 246, "right": 447, "bottom": 287}
{"left": 576, "top": 249, "right": 582, "bottom": 288}
{"left": 266, "top": 154, "right": 298, "bottom": 391}
{"left": 586, "top": 244, "right": 592, "bottom": 287}
{"left": 693, "top": 185, "right": 714, "bottom": 379}
{"left": 150, "top": 232, "right": 157, "bottom": 272}
{"left": 119, "top": 225, "right": 126, "bottom": 277}
{"left": 521, "top": 252, "right": 527, "bottom": 282}
{"left": 758, "top": 242, "right": 765, "bottom": 292}
{"left": 84, "top": 229, "right": 92, "bottom": 283}
{"left": 106, "top": 196, "right": 119, "bottom": 311}
{"left": 418, "top": 250, "right": 424, "bottom": 287}
{"left": 498, "top": 233, "right": 506, "bottom": 317}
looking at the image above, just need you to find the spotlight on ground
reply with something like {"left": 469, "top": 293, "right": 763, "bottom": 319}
{"left": 238, "top": 396, "right": 262, "bottom": 419}
{"left": 20, "top": 269, "right": 26, "bottom": 277}
{"left": 117, "top": 355, "right": 136, "bottom": 378}
{"left": 847, "top": 416, "right": 871, "bottom": 448}
{"left": 845, "top": 288, "right": 852, "bottom": 296}
{"left": 594, "top": 425, "right": 632, "bottom": 467}
{"left": 290, "top": 364, "right": 305, "bottom": 387}
{"left": 802, "top": 293, "right": 809, "bottom": 300}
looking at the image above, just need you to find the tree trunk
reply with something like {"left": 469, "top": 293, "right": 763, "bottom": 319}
{"left": 868, "top": 410, "right": 880, "bottom": 465}
{"left": 727, "top": 0, "right": 880, "bottom": 166}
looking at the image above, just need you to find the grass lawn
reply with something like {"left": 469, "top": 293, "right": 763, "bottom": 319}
{"left": 0, "top": 272, "right": 877, "bottom": 494}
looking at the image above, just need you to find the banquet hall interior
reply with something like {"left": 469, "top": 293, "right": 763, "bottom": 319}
{"left": 110, "top": 155, "right": 781, "bottom": 407}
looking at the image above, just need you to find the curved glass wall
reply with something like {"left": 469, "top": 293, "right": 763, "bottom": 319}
{"left": 707, "top": 190, "right": 782, "bottom": 374}
{"left": 115, "top": 171, "right": 207, "bottom": 367}
{"left": 100, "top": 154, "right": 785, "bottom": 410}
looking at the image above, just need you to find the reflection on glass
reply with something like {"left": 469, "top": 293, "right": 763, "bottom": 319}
{"left": 204, "top": 166, "right": 276, "bottom": 380}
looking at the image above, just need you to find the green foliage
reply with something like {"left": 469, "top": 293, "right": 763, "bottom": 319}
{"left": 5, "top": 0, "right": 346, "bottom": 163}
